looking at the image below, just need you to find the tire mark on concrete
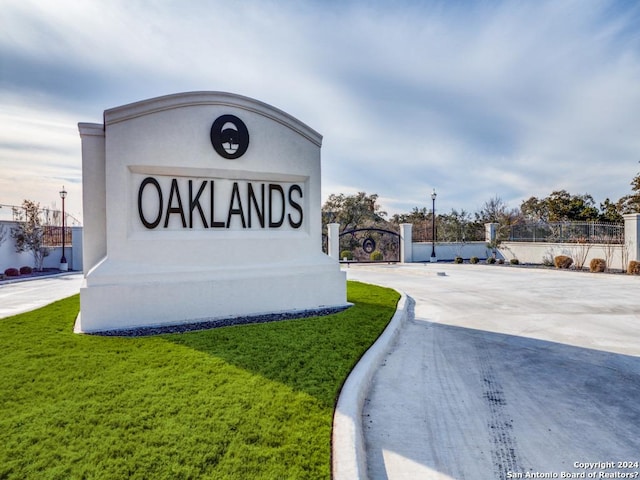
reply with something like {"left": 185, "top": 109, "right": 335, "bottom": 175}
{"left": 476, "top": 340, "right": 523, "bottom": 479}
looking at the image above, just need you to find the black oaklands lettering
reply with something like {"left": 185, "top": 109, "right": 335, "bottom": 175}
{"left": 226, "top": 182, "right": 247, "bottom": 228}
{"left": 248, "top": 183, "right": 265, "bottom": 228}
{"left": 189, "top": 180, "right": 208, "bottom": 228}
{"left": 139, "top": 177, "right": 304, "bottom": 230}
{"left": 268, "top": 184, "right": 285, "bottom": 228}
{"left": 209, "top": 180, "right": 225, "bottom": 228}
{"left": 138, "top": 177, "right": 163, "bottom": 229}
{"left": 288, "top": 184, "right": 303, "bottom": 228}
{"left": 164, "top": 178, "right": 187, "bottom": 228}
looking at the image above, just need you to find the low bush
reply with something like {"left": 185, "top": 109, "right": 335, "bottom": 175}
{"left": 486, "top": 257, "right": 496, "bottom": 264}
{"left": 554, "top": 255, "right": 573, "bottom": 269}
{"left": 628, "top": 261, "right": 640, "bottom": 275}
{"left": 4, "top": 267, "right": 20, "bottom": 277}
{"left": 589, "top": 258, "right": 606, "bottom": 273}
{"left": 498, "top": 258, "right": 505, "bottom": 264}
{"left": 340, "top": 250, "right": 353, "bottom": 261}
{"left": 370, "top": 250, "right": 383, "bottom": 261}
{"left": 19, "top": 266, "right": 33, "bottom": 275}
{"left": 470, "top": 256, "right": 479, "bottom": 264}
{"left": 454, "top": 256, "right": 463, "bottom": 264}
{"left": 510, "top": 259, "right": 520, "bottom": 265}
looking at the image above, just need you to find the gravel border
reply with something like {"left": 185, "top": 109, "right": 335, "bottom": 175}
{"left": 87, "top": 305, "right": 352, "bottom": 337}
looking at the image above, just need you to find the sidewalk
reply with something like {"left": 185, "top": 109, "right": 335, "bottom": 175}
{"left": 344, "top": 263, "right": 640, "bottom": 479}
{"left": 0, "top": 272, "right": 83, "bottom": 319}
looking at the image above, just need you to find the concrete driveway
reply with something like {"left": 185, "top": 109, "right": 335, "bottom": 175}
{"left": 345, "top": 263, "right": 640, "bottom": 480}
{"left": 0, "top": 273, "right": 83, "bottom": 319}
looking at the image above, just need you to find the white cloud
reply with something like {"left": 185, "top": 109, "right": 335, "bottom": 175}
{"left": 1, "top": 0, "right": 639, "bottom": 220}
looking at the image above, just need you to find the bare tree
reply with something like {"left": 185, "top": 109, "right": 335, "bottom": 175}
{"left": 10, "top": 200, "right": 50, "bottom": 271}
{"left": 571, "top": 241, "right": 592, "bottom": 270}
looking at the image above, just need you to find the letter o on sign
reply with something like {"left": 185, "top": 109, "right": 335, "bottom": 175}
{"left": 138, "top": 177, "right": 163, "bottom": 229}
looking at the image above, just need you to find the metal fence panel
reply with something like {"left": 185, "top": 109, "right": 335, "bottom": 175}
{"left": 509, "top": 222, "right": 624, "bottom": 244}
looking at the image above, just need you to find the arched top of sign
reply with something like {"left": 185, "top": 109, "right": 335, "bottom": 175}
{"left": 103, "top": 91, "right": 322, "bottom": 147}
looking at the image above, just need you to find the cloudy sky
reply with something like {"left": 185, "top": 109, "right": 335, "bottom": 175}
{"left": 1, "top": 0, "right": 639, "bottom": 222}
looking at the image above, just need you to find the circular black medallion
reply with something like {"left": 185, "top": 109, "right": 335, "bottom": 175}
{"left": 363, "top": 237, "right": 376, "bottom": 254}
{"left": 210, "top": 114, "right": 250, "bottom": 159}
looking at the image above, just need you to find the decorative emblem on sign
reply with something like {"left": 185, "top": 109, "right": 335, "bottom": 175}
{"left": 210, "top": 114, "right": 250, "bottom": 159}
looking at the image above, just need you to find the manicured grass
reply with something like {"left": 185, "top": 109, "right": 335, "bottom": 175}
{"left": 0, "top": 281, "right": 399, "bottom": 480}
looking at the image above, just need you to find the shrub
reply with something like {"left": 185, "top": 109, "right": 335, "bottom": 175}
{"left": 454, "top": 256, "right": 463, "bottom": 264}
{"left": 370, "top": 251, "right": 383, "bottom": 261}
{"left": 498, "top": 258, "right": 505, "bottom": 264}
{"left": 19, "top": 266, "right": 33, "bottom": 275}
{"left": 470, "top": 256, "right": 479, "bottom": 264}
{"left": 4, "top": 268, "right": 20, "bottom": 277}
{"left": 589, "top": 258, "right": 606, "bottom": 273}
{"left": 486, "top": 257, "right": 496, "bottom": 264}
{"left": 510, "top": 259, "right": 520, "bottom": 265}
{"left": 628, "top": 261, "right": 640, "bottom": 275}
{"left": 340, "top": 250, "right": 353, "bottom": 261}
{"left": 554, "top": 255, "right": 573, "bottom": 269}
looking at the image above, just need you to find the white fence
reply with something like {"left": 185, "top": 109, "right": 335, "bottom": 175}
{"left": 0, "top": 221, "right": 83, "bottom": 273}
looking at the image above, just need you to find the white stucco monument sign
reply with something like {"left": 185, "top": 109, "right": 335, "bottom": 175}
{"left": 76, "top": 91, "right": 346, "bottom": 333}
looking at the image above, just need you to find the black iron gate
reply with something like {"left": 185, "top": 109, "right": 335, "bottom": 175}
{"left": 338, "top": 228, "right": 400, "bottom": 263}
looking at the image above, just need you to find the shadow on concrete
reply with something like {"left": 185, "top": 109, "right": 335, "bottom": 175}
{"left": 363, "top": 316, "right": 640, "bottom": 479}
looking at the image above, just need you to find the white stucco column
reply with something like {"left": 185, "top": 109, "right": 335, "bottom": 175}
{"left": 328, "top": 223, "right": 340, "bottom": 260}
{"left": 623, "top": 213, "right": 640, "bottom": 262}
{"left": 485, "top": 223, "right": 499, "bottom": 243}
{"left": 400, "top": 223, "right": 413, "bottom": 263}
{"left": 78, "top": 123, "right": 106, "bottom": 276}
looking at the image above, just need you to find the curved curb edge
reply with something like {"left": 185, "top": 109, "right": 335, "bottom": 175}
{"left": 331, "top": 290, "right": 409, "bottom": 480}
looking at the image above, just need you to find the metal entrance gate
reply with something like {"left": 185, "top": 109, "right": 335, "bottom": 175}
{"left": 338, "top": 228, "right": 400, "bottom": 263}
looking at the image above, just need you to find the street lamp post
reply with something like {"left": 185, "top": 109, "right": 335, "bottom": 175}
{"left": 59, "top": 186, "right": 68, "bottom": 271}
{"left": 430, "top": 189, "right": 437, "bottom": 263}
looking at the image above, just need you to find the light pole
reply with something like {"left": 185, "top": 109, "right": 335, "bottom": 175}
{"left": 430, "top": 189, "right": 437, "bottom": 263}
{"left": 59, "top": 186, "right": 68, "bottom": 271}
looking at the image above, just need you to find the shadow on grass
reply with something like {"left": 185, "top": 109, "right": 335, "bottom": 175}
{"left": 161, "top": 281, "right": 400, "bottom": 408}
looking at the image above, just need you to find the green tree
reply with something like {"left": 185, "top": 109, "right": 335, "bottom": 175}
{"left": 617, "top": 171, "right": 640, "bottom": 214}
{"left": 11, "top": 200, "right": 50, "bottom": 271}
{"left": 322, "top": 192, "right": 387, "bottom": 232}
{"left": 521, "top": 190, "right": 599, "bottom": 222}
{"left": 437, "top": 209, "right": 480, "bottom": 242}
{"left": 599, "top": 198, "right": 623, "bottom": 222}
{"left": 390, "top": 206, "right": 429, "bottom": 225}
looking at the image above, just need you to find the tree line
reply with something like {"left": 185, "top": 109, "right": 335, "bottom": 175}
{"left": 322, "top": 171, "right": 640, "bottom": 242}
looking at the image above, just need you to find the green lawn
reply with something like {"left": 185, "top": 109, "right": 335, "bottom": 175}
{"left": 0, "top": 281, "right": 399, "bottom": 480}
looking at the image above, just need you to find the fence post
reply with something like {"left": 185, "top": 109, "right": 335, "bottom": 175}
{"left": 328, "top": 223, "right": 340, "bottom": 260}
{"left": 623, "top": 214, "right": 640, "bottom": 263}
{"left": 485, "top": 223, "right": 499, "bottom": 243}
{"left": 399, "top": 223, "right": 413, "bottom": 263}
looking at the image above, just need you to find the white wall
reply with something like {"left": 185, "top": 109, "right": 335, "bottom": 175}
{"left": 499, "top": 242, "right": 627, "bottom": 271}
{"left": 0, "top": 220, "right": 83, "bottom": 272}
{"left": 412, "top": 241, "right": 490, "bottom": 262}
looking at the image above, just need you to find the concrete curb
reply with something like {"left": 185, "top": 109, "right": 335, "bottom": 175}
{"left": 331, "top": 290, "right": 409, "bottom": 480}
{"left": 0, "top": 271, "right": 80, "bottom": 286}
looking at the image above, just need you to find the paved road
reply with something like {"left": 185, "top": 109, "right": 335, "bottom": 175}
{"left": 0, "top": 273, "right": 83, "bottom": 319}
{"left": 345, "top": 264, "right": 640, "bottom": 480}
